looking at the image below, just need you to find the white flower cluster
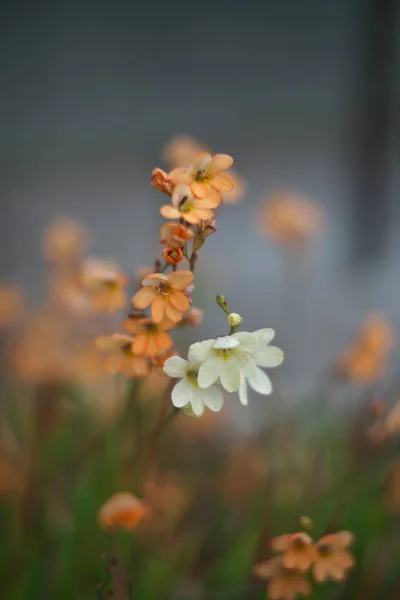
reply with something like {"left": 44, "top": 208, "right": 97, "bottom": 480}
{"left": 163, "top": 328, "right": 284, "bottom": 417}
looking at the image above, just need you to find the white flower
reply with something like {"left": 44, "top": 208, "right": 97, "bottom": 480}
{"left": 238, "top": 328, "right": 284, "bottom": 406}
{"left": 163, "top": 355, "right": 224, "bottom": 417}
{"left": 188, "top": 332, "right": 259, "bottom": 393}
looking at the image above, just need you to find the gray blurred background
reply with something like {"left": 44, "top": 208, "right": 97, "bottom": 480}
{"left": 1, "top": 0, "right": 399, "bottom": 414}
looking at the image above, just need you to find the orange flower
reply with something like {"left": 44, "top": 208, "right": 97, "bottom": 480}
{"left": 358, "top": 313, "right": 394, "bottom": 355}
{"left": 123, "top": 316, "right": 174, "bottom": 357}
{"left": 81, "top": 258, "right": 128, "bottom": 313}
{"left": 160, "top": 222, "right": 194, "bottom": 249}
{"left": 254, "top": 556, "right": 311, "bottom": 600}
{"left": 160, "top": 184, "right": 219, "bottom": 225}
{"left": 162, "top": 246, "right": 184, "bottom": 265}
{"left": 313, "top": 532, "right": 355, "bottom": 582}
{"left": 272, "top": 532, "right": 317, "bottom": 571}
{"left": 42, "top": 217, "right": 87, "bottom": 262}
{"left": 95, "top": 334, "right": 150, "bottom": 378}
{"left": 98, "top": 492, "right": 150, "bottom": 531}
{"left": 0, "top": 285, "right": 24, "bottom": 326}
{"left": 150, "top": 167, "right": 173, "bottom": 195}
{"left": 131, "top": 270, "right": 192, "bottom": 324}
{"left": 259, "top": 192, "right": 324, "bottom": 249}
{"left": 168, "top": 152, "right": 234, "bottom": 200}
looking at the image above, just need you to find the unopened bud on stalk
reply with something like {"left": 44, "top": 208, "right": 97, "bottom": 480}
{"left": 227, "top": 313, "right": 243, "bottom": 328}
{"left": 216, "top": 294, "right": 230, "bottom": 314}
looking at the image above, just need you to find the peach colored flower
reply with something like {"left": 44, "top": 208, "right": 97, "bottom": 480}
{"left": 168, "top": 152, "right": 234, "bottom": 200}
{"left": 272, "top": 532, "right": 317, "bottom": 571}
{"left": 162, "top": 246, "right": 184, "bottom": 265}
{"left": 160, "top": 222, "right": 194, "bottom": 249}
{"left": 254, "top": 557, "right": 311, "bottom": 600}
{"left": 42, "top": 217, "right": 88, "bottom": 262}
{"left": 131, "top": 270, "right": 193, "bottom": 324}
{"left": 0, "top": 285, "right": 24, "bottom": 326}
{"left": 357, "top": 313, "right": 394, "bottom": 355}
{"left": 123, "top": 315, "right": 174, "bottom": 357}
{"left": 95, "top": 334, "right": 150, "bottom": 378}
{"left": 150, "top": 167, "right": 173, "bottom": 195}
{"left": 98, "top": 492, "right": 150, "bottom": 531}
{"left": 313, "top": 532, "right": 355, "bottom": 582}
{"left": 160, "top": 184, "right": 219, "bottom": 225}
{"left": 258, "top": 192, "right": 325, "bottom": 249}
{"left": 164, "top": 138, "right": 243, "bottom": 202}
{"left": 81, "top": 258, "right": 129, "bottom": 313}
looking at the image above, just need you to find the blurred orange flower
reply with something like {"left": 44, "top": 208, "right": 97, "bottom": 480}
{"left": 42, "top": 217, "right": 87, "bottom": 262}
{"left": 95, "top": 334, "right": 150, "bottom": 378}
{"left": 81, "top": 258, "right": 129, "bottom": 313}
{"left": 272, "top": 532, "right": 317, "bottom": 571}
{"left": 150, "top": 167, "right": 173, "bottom": 195}
{"left": 179, "top": 307, "right": 204, "bottom": 327}
{"left": 123, "top": 315, "right": 174, "bottom": 357}
{"left": 160, "top": 184, "right": 219, "bottom": 225}
{"left": 98, "top": 492, "right": 150, "bottom": 531}
{"left": 132, "top": 270, "right": 192, "bottom": 324}
{"left": 254, "top": 556, "right": 311, "bottom": 600}
{"left": 168, "top": 152, "right": 234, "bottom": 200}
{"left": 162, "top": 246, "right": 184, "bottom": 265}
{"left": 143, "top": 473, "right": 189, "bottom": 534}
{"left": 258, "top": 192, "right": 325, "bottom": 249}
{"left": 335, "top": 314, "right": 394, "bottom": 384}
{"left": 313, "top": 532, "right": 355, "bottom": 582}
{"left": 163, "top": 136, "right": 244, "bottom": 203}
{"left": 0, "top": 285, "right": 24, "bottom": 326}
{"left": 160, "top": 222, "right": 194, "bottom": 249}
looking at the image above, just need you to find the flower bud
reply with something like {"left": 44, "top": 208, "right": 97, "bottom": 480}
{"left": 216, "top": 295, "right": 229, "bottom": 314}
{"left": 227, "top": 313, "right": 243, "bottom": 328}
{"left": 299, "top": 516, "right": 313, "bottom": 530}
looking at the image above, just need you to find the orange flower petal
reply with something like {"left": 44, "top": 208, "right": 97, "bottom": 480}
{"left": 168, "top": 167, "right": 191, "bottom": 185}
{"left": 166, "top": 303, "right": 183, "bottom": 322}
{"left": 104, "top": 354, "right": 123, "bottom": 374}
{"left": 191, "top": 181, "right": 208, "bottom": 198}
{"left": 211, "top": 172, "right": 235, "bottom": 192}
{"left": 167, "top": 270, "right": 193, "bottom": 290}
{"left": 151, "top": 295, "right": 166, "bottom": 323}
{"left": 193, "top": 208, "right": 214, "bottom": 221}
{"left": 156, "top": 330, "right": 173, "bottom": 351}
{"left": 196, "top": 195, "right": 221, "bottom": 209}
{"left": 170, "top": 291, "right": 190, "bottom": 311}
{"left": 181, "top": 212, "right": 201, "bottom": 225}
{"left": 132, "top": 332, "right": 148, "bottom": 355}
{"left": 160, "top": 205, "right": 181, "bottom": 220}
{"left": 132, "top": 286, "right": 156, "bottom": 309}
{"left": 146, "top": 336, "right": 160, "bottom": 357}
{"left": 211, "top": 153, "right": 234, "bottom": 172}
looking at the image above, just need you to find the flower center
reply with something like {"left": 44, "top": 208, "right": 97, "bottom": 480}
{"left": 144, "top": 323, "right": 158, "bottom": 335}
{"left": 195, "top": 168, "right": 210, "bottom": 183}
{"left": 179, "top": 196, "right": 195, "bottom": 213}
{"left": 292, "top": 537, "right": 308, "bottom": 551}
{"left": 122, "top": 343, "right": 133, "bottom": 358}
{"left": 157, "top": 281, "right": 171, "bottom": 297}
{"left": 317, "top": 543, "right": 332, "bottom": 558}
{"left": 213, "top": 348, "right": 233, "bottom": 361}
{"left": 186, "top": 368, "right": 199, "bottom": 387}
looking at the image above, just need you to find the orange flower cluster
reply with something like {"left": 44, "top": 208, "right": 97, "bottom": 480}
{"left": 254, "top": 529, "right": 355, "bottom": 599}
{"left": 151, "top": 149, "right": 236, "bottom": 267}
{"left": 335, "top": 314, "right": 394, "bottom": 384}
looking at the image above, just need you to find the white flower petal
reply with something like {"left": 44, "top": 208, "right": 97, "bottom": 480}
{"left": 201, "top": 386, "right": 224, "bottom": 412}
{"left": 213, "top": 335, "right": 239, "bottom": 349}
{"left": 198, "top": 358, "right": 221, "bottom": 389}
{"left": 248, "top": 367, "right": 272, "bottom": 395}
{"left": 238, "top": 374, "right": 248, "bottom": 406}
{"left": 163, "top": 356, "right": 188, "bottom": 378}
{"left": 237, "top": 352, "right": 257, "bottom": 379}
{"left": 188, "top": 339, "right": 214, "bottom": 362}
{"left": 252, "top": 328, "right": 275, "bottom": 345}
{"left": 171, "top": 379, "right": 194, "bottom": 407}
{"left": 232, "top": 332, "right": 259, "bottom": 353}
{"left": 190, "top": 394, "right": 205, "bottom": 416}
{"left": 253, "top": 346, "right": 284, "bottom": 368}
{"left": 219, "top": 359, "right": 241, "bottom": 392}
